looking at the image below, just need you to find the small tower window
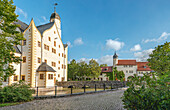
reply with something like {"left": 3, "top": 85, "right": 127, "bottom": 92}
{"left": 38, "top": 41, "right": 41, "bottom": 47}
{"left": 54, "top": 31, "right": 56, "bottom": 34}
{"left": 38, "top": 58, "right": 41, "bottom": 63}
{"left": 48, "top": 37, "right": 51, "bottom": 41}
{"left": 59, "top": 45, "right": 60, "bottom": 48}
{"left": 23, "top": 40, "right": 26, "bottom": 45}
{"left": 23, "top": 56, "right": 26, "bottom": 63}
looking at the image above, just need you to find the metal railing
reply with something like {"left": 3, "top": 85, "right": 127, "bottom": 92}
{"left": 33, "top": 82, "right": 126, "bottom": 98}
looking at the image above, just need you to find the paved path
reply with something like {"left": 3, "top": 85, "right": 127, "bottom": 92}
{"left": 1, "top": 89, "right": 126, "bottom": 110}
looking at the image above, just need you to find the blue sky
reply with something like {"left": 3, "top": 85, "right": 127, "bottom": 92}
{"left": 14, "top": 0, "right": 170, "bottom": 65}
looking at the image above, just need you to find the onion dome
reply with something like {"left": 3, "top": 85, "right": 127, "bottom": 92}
{"left": 50, "top": 12, "right": 60, "bottom": 20}
{"left": 113, "top": 52, "right": 118, "bottom": 59}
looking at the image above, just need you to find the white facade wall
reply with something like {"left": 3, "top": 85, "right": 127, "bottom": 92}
{"left": 137, "top": 71, "right": 151, "bottom": 77}
{"left": 116, "top": 65, "right": 137, "bottom": 81}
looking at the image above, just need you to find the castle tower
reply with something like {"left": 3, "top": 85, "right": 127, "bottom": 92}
{"left": 113, "top": 52, "right": 118, "bottom": 67}
{"left": 50, "top": 4, "right": 61, "bottom": 37}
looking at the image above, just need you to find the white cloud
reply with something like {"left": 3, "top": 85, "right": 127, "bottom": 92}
{"left": 130, "top": 44, "right": 141, "bottom": 51}
{"left": 74, "top": 38, "right": 84, "bottom": 45}
{"left": 106, "top": 39, "right": 124, "bottom": 50}
{"left": 143, "top": 32, "right": 170, "bottom": 43}
{"left": 75, "top": 55, "right": 113, "bottom": 66}
{"left": 16, "top": 7, "right": 27, "bottom": 19}
{"left": 134, "top": 49, "right": 154, "bottom": 61}
{"left": 67, "top": 41, "right": 72, "bottom": 48}
{"left": 97, "top": 55, "right": 113, "bottom": 66}
{"left": 41, "top": 16, "right": 48, "bottom": 22}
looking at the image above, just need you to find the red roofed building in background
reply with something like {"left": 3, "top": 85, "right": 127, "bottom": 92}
{"left": 99, "top": 52, "right": 152, "bottom": 81}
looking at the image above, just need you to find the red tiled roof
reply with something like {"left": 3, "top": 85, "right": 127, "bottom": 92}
{"left": 101, "top": 66, "right": 113, "bottom": 73}
{"left": 137, "top": 62, "right": 152, "bottom": 71}
{"left": 117, "top": 60, "right": 137, "bottom": 65}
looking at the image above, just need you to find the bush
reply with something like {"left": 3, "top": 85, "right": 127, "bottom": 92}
{"left": 0, "top": 81, "right": 33, "bottom": 103}
{"left": 122, "top": 72, "right": 170, "bottom": 110}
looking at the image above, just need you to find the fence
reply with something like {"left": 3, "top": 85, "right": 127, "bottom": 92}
{"left": 33, "top": 82, "right": 126, "bottom": 98}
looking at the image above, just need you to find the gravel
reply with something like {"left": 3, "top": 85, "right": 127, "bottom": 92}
{"left": 1, "top": 89, "right": 126, "bottom": 110}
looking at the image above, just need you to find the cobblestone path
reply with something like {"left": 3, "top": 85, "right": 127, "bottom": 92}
{"left": 1, "top": 89, "right": 126, "bottom": 110}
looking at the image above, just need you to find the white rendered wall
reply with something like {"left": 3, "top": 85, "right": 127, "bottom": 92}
{"left": 116, "top": 65, "right": 137, "bottom": 81}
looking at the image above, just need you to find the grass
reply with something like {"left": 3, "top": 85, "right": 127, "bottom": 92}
{"left": 0, "top": 102, "right": 22, "bottom": 107}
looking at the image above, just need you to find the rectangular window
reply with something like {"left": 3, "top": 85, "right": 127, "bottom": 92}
{"left": 59, "top": 45, "right": 60, "bottom": 48}
{"left": 44, "top": 44, "right": 46, "bottom": 50}
{"left": 38, "top": 58, "right": 41, "bottom": 63}
{"left": 64, "top": 55, "right": 66, "bottom": 58}
{"left": 14, "top": 75, "right": 18, "bottom": 81}
{"left": 54, "top": 41, "right": 56, "bottom": 47}
{"left": 38, "top": 41, "right": 41, "bottom": 47}
{"left": 52, "top": 48, "right": 56, "bottom": 54}
{"left": 44, "top": 59, "right": 47, "bottom": 63}
{"left": 126, "top": 70, "right": 128, "bottom": 73}
{"left": 64, "top": 65, "right": 66, "bottom": 69}
{"left": 62, "top": 53, "right": 64, "bottom": 57}
{"left": 52, "top": 62, "right": 56, "bottom": 67}
{"left": 58, "top": 67, "right": 60, "bottom": 70}
{"left": 23, "top": 56, "right": 26, "bottom": 63}
{"left": 58, "top": 74, "right": 60, "bottom": 77}
{"left": 59, "top": 53, "right": 60, "bottom": 56}
{"left": 40, "top": 74, "right": 44, "bottom": 79}
{"left": 48, "top": 74, "right": 53, "bottom": 80}
{"left": 47, "top": 46, "right": 49, "bottom": 51}
{"left": 129, "top": 70, "right": 133, "bottom": 73}
{"left": 23, "top": 40, "right": 26, "bottom": 45}
{"left": 58, "top": 61, "right": 60, "bottom": 64}
{"left": 62, "top": 64, "right": 64, "bottom": 69}
{"left": 48, "top": 37, "right": 51, "bottom": 41}
{"left": 21, "top": 75, "right": 25, "bottom": 81}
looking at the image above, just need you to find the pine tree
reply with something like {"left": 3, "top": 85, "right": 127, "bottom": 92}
{"left": 0, "top": 0, "right": 24, "bottom": 84}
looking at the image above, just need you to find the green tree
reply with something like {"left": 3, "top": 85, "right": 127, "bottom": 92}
{"left": 77, "top": 61, "right": 89, "bottom": 80}
{"left": 147, "top": 42, "right": 170, "bottom": 74}
{"left": 0, "top": 0, "right": 24, "bottom": 84}
{"left": 88, "top": 59, "right": 101, "bottom": 78}
{"left": 68, "top": 59, "right": 79, "bottom": 80}
{"left": 106, "top": 67, "right": 125, "bottom": 81}
{"left": 100, "top": 64, "right": 108, "bottom": 67}
{"left": 122, "top": 42, "right": 170, "bottom": 109}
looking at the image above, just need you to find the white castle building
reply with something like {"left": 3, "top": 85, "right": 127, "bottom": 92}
{"left": 100, "top": 52, "right": 152, "bottom": 81}
{"left": 2, "top": 9, "right": 68, "bottom": 87}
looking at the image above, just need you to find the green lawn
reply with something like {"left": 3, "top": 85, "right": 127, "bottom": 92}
{"left": 0, "top": 102, "right": 21, "bottom": 107}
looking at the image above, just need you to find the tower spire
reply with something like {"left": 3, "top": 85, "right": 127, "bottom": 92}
{"left": 54, "top": 3, "right": 58, "bottom": 12}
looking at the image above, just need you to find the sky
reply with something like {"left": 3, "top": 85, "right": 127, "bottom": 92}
{"left": 14, "top": 0, "right": 170, "bottom": 66}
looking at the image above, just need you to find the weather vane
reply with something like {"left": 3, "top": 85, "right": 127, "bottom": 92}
{"left": 54, "top": 3, "right": 58, "bottom": 12}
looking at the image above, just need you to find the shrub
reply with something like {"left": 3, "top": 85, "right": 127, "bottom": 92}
{"left": 0, "top": 81, "right": 33, "bottom": 103}
{"left": 122, "top": 72, "right": 170, "bottom": 110}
